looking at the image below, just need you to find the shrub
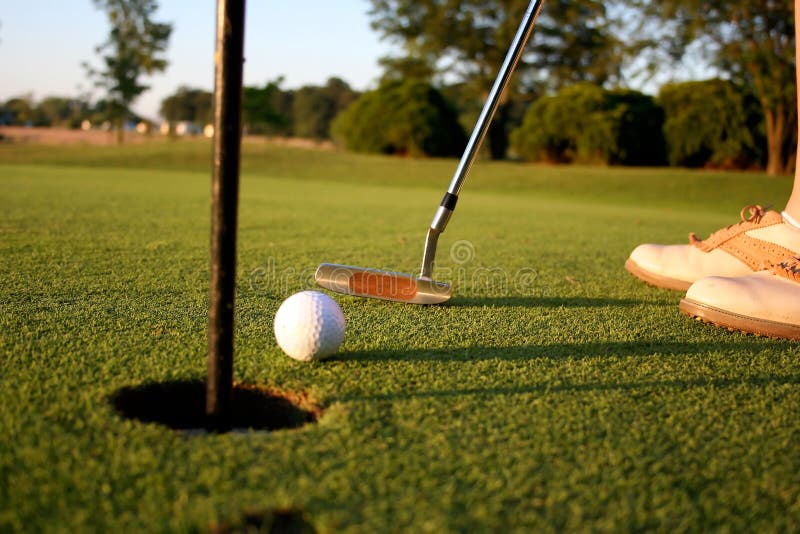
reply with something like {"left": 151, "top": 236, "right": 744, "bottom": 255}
{"left": 510, "top": 83, "right": 665, "bottom": 166}
{"left": 331, "top": 80, "right": 466, "bottom": 157}
{"left": 659, "top": 79, "right": 763, "bottom": 168}
{"left": 606, "top": 90, "right": 667, "bottom": 166}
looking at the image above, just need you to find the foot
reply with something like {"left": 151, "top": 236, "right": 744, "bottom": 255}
{"left": 679, "top": 257, "right": 800, "bottom": 340}
{"left": 626, "top": 205, "right": 800, "bottom": 290}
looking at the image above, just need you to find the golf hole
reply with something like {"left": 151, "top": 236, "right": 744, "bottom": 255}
{"left": 210, "top": 508, "right": 316, "bottom": 534}
{"left": 110, "top": 380, "right": 321, "bottom": 432}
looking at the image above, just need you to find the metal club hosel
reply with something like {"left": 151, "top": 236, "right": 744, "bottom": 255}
{"left": 432, "top": 191, "right": 458, "bottom": 231}
{"left": 419, "top": 218, "right": 447, "bottom": 278}
{"left": 419, "top": 191, "right": 459, "bottom": 278}
{"left": 419, "top": 226, "right": 442, "bottom": 279}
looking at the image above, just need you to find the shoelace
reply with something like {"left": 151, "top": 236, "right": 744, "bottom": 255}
{"left": 738, "top": 204, "right": 768, "bottom": 224}
{"left": 773, "top": 256, "right": 800, "bottom": 282}
{"left": 689, "top": 204, "right": 769, "bottom": 245}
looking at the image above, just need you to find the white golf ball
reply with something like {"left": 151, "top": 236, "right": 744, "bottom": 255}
{"left": 273, "top": 291, "right": 346, "bottom": 361}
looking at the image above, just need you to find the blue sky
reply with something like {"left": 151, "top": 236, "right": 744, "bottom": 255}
{"left": 0, "top": 1, "right": 393, "bottom": 119}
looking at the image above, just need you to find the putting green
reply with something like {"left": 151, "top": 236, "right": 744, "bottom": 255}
{"left": 1, "top": 141, "right": 798, "bottom": 531}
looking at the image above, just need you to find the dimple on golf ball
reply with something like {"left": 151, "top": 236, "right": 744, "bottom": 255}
{"left": 274, "top": 291, "right": 346, "bottom": 361}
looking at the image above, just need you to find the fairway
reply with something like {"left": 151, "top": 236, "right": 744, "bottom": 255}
{"left": 1, "top": 140, "right": 799, "bottom": 532}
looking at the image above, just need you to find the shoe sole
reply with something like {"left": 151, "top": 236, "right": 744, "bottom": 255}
{"left": 679, "top": 298, "right": 800, "bottom": 340}
{"left": 624, "top": 258, "right": 692, "bottom": 291}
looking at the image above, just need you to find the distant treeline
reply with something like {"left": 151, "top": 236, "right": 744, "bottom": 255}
{"left": 158, "top": 77, "right": 360, "bottom": 141}
{"left": 0, "top": 96, "right": 136, "bottom": 130}
{"left": 0, "top": 77, "right": 771, "bottom": 171}
{"left": 236, "top": 77, "right": 767, "bottom": 170}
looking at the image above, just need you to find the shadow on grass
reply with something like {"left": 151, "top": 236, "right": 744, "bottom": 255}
{"left": 332, "top": 338, "right": 790, "bottom": 363}
{"left": 448, "top": 295, "right": 652, "bottom": 308}
{"left": 210, "top": 508, "right": 316, "bottom": 534}
{"left": 333, "top": 373, "right": 800, "bottom": 404}
{"left": 110, "top": 380, "right": 320, "bottom": 432}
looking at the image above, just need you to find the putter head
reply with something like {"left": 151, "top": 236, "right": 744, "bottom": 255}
{"left": 315, "top": 263, "right": 452, "bottom": 304}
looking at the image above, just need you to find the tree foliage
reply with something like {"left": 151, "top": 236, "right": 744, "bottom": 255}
{"left": 332, "top": 80, "right": 467, "bottom": 157}
{"left": 659, "top": 79, "right": 763, "bottom": 168}
{"left": 510, "top": 83, "right": 665, "bottom": 165}
{"left": 2, "top": 96, "right": 37, "bottom": 126}
{"left": 36, "top": 97, "right": 87, "bottom": 128}
{"left": 292, "top": 78, "right": 359, "bottom": 139}
{"left": 242, "top": 79, "right": 293, "bottom": 136}
{"left": 368, "top": 0, "right": 626, "bottom": 158}
{"left": 159, "top": 86, "right": 212, "bottom": 124}
{"left": 622, "top": 0, "right": 795, "bottom": 175}
{"left": 370, "top": 0, "right": 623, "bottom": 90}
{"left": 84, "top": 0, "right": 172, "bottom": 142}
{"left": 378, "top": 56, "right": 437, "bottom": 85}
{"left": 1, "top": 96, "right": 87, "bottom": 127}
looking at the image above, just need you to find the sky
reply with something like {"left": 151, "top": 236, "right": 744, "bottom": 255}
{"left": 0, "top": 1, "right": 394, "bottom": 119}
{"left": 0, "top": 1, "right": 714, "bottom": 121}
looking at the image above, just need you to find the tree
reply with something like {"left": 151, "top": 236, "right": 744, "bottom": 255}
{"left": 292, "top": 78, "right": 359, "bottom": 139}
{"left": 84, "top": 0, "right": 172, "bottom": 143}
{"left": 292, "top": 87, "right": 333, "bottom": 139}
{"left": 37, "top": 96, "right": 87, "bottom": 128}
{"left": 3, "top": 96, "right": 37, "bottom": 126}
{"left": 378, "top": 56, "right": 437, "bottom": 84}
{"left": 659, "top": 79, "right": 763, "bottom": 168}
{"left": 332, "top": 80, "right": 467, "bottom": 157}
{"left": 623, "top": 0, "right": 795, "bottom": 175}
{"left": 510, "top": 83, "right": 665, "bottom": 165}
{"left": 159, "top": 86, "right": 212, "bottom": 124}
{"left": 322, "top": 77, "right": 360, "bottom": 115}
{"left": 242, "top": 79, "right": 293, "bottom": 136}
{"left": 368, "top": 0, "right": 626, "bottom": 158}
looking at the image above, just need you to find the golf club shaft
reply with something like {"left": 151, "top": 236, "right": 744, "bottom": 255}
{"left": 449, "top": 0, "right": 543, "bottom": 198}
{"left": 420, "top": 0, "right": 544, "bottom": 278}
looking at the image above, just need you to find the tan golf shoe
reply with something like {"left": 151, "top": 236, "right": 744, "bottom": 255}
{"left": 626, "top": 205, "right": 800, "bottom": 290}
{"left": 679, "top": 257, "right": 800, "bottom": 340}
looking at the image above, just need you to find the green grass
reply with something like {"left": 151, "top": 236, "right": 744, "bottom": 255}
{"left": 1, "top": 139, "right": 798, "bottom": 532}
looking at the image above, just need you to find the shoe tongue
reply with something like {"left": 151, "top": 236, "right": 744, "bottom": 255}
{"left": 741, "top": 209, "right": 782, "bottom": 228}
{"left": 760, "top": 210, "right": 783, "bottom": 224}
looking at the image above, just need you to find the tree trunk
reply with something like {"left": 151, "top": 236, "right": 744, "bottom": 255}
{"left": 784, "top": 153, "right": 796, "bottom": 175}
{"left": 764, "top": 105, "right": 787, "bottom": 176}
{"left": 115, "top": 118, "right": 124, "bottom": 145}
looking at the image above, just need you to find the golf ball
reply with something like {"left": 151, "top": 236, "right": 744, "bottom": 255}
{"left": 274, "top": 291, "right": 346, "bottom": 361}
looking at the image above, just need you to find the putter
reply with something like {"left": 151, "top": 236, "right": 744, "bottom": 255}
{"left": 316, "top": 0, "right": 545, "bottom": 304}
